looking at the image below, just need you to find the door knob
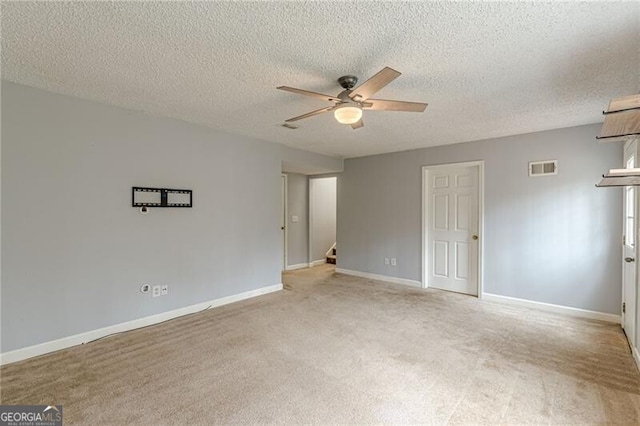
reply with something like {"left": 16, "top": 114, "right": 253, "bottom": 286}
{"left": 472, "top": 235, "right": 479, "bottom": 240}
{"left": 281, "top": 226, "right": 285, "bottom": 230}
{"left": 625, "top": 257, "right": 635, "bottom": 263}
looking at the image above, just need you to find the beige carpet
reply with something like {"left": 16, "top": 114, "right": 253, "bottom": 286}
{"left": 2, "top": 265, "right": 640, "bottom": 424}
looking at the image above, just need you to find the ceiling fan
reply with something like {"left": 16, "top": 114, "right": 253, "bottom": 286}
{"left": 277, "top": 67, "right": 428, "bottom": 130}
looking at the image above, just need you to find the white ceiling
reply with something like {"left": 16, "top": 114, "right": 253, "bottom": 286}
{"left": 2, "top": 2, "right": 639, "bottom": 159}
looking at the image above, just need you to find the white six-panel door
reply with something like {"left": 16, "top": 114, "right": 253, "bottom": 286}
{"left": 425, "top": 164, "right": 480, "bottom": 295}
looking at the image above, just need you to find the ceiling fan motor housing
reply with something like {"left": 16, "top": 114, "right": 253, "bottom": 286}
{"left": 338, "top": 75, "right": 358, "bottom": 90}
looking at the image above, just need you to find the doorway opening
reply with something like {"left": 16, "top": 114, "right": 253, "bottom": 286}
{"left": 309, "top": 177, "right": 337, "bottom": 269}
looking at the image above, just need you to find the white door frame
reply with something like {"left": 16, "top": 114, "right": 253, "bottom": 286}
{"left": 421, "top": 161, "right": 485, "bottom": 296}
{"left": 622, "top": 140, "right": 637, "bottom": 347}
{"left": 281, "top": 173, "right": 288, "bottom": 271}
{"left": 308, "top": 177, "right": 315, "bottom": 267}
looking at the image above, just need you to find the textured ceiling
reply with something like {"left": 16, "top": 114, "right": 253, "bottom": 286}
{"left": 2, "top": 2, "right": 639, "bottom": 159}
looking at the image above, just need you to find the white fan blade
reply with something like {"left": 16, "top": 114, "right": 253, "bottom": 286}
{"left": 364, "top": 99, "right": 428, "bottom": 112}
{"left": 349, "top": 67, "right": 401, "bottom": 101}
{"left": 285, "top": 106, "right": 335, "bottom": 122}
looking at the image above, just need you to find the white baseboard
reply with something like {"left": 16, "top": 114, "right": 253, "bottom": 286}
{"left": 309, "top": 259, "right": 327, "bottom": 267}
{"left": 0, "top": 283, "right": 283, "bottom": 366}
{"left": 482, "top": 293, "right": 620, "bottom": 324}
{"left": 285, "top": 263, "right": 308, "bottom": 271}
{"left": 335, "top": 268, "right": 422, "bottom": 288}
{"left": 633, "top": 346, "right": 640, "bottom": 371}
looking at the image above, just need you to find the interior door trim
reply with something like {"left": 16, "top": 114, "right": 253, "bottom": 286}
{"left": 281, "top": 173, "right": 288, "bottom": 271}
{"left": 421, "top": 160, "right": 485, "bottom": 297}
{"left": 622, "top": 139, "right": 637, "bottom": 347}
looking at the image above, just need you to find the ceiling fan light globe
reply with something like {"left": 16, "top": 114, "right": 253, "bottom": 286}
{"left": 334, "top": 106, "right": 362, "bottom": 125}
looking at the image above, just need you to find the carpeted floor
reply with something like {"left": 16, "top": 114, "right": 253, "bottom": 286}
{"left": 2, "top": 264, "right": 640, "bottom": 424}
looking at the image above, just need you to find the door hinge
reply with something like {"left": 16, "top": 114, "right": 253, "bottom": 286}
{"left": 623, "top": 302, "right": 626, "bottom": 314}
{"left": 623, "top": 235, "right": 626, "bottom": 246}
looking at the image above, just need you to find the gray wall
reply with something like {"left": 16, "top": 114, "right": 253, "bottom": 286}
{"left": 338, "top": 124, "right": 623, "bottom": 314}
{"left": 310, "top": 177, "right": 337, "bottom": 263}
{"left": 285, "top": 173, "right": 308, "bottom": 267}
{"left": 1, "top": 81, "right": 341, "bottom": 352}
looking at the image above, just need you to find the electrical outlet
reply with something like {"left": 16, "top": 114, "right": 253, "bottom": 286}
{"left": 161, "top": 285, "right": 168, "bottom": 296}
{"left": 391, "top": 258, "right": 397, "bottom": 266}
{"left": 152, "top": 285, "right": 161, "bottom": 298}
{"left": 384, "top": 258, "right": 390, "bottom": 265}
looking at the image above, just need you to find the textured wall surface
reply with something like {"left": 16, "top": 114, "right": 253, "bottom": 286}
{"left": 2, "top": 2, "right": 638, "bottom": 158}
{"left": 286, "top": 173, "right": 309, "bottom": 267}
{"left": 338, "top": 124, "right": 623, "bottom": 314}
{"left": 1, "top": 82, "right": 339, "bottom": 352}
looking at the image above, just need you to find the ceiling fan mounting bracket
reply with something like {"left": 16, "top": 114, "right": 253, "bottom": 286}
{"left": 337, "top": 75, "right": 358, "bottom": 90}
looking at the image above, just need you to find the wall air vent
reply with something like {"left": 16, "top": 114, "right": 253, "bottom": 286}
{"left": 529, "top": 160, "right": 557, "bottom": 177}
